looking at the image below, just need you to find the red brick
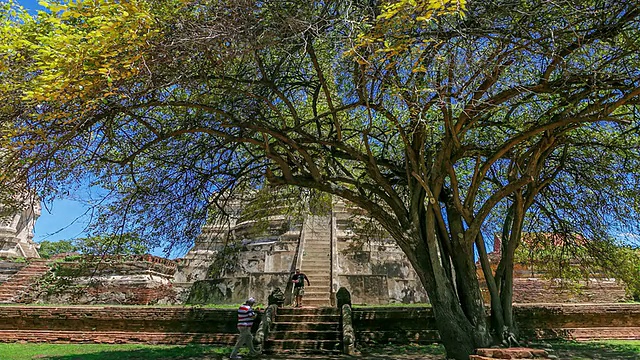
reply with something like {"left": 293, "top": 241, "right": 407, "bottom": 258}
{"left": 476, "top": 348, "right": 547, "bottom": 359}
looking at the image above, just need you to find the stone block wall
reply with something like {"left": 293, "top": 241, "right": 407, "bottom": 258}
{"left": 333, "top": 203, "right": 429, "bottom": 304}
{"left": 187, "top": 272, "right": 290, "bottom": 305}
{"left": 21, "top": 255, "right": 179, "bottom": 305}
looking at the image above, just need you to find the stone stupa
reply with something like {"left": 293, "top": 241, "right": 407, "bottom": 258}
{"left": 175, "top": 192, "right": 428, "bottom": 306}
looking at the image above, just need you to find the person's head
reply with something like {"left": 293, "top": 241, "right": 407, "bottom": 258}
{"left": 246, "top": 297, "right": 256, "bottom": 305}
{"left": 295, "top": 269, "right": 300, "bottom": 274}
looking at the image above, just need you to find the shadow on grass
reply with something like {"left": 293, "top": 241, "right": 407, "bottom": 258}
{"left": 550, "top": 341, "right": 640, "bottom": 360}
{"left": 359, "top": 343, "right": 446, "bottom": 358}
{"left": 38, "top": 345, "right": 229, "bottom": 360}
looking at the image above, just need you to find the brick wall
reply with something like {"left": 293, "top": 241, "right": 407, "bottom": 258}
{"left": 0, "top": 306, "right": 247, "bottom": 345}
{"left": 353, "top": 303, "right": 640, "bottom": 344}
{"left": 0, "top": 304, "right": 637, "bottom": 345}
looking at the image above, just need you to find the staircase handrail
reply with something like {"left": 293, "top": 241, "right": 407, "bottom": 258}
{"left": 255, "top": 304, "right": 278, "bottom": 353}
{"left": 341, "top": 303, "right": 356, "bottom": 355}
{"left": 16, "top": 243, "right": 26, "bottom": 258}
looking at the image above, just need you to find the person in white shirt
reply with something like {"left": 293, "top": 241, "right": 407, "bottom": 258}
{"left": 230, "top": 297, "right": 261, "bottom": 359}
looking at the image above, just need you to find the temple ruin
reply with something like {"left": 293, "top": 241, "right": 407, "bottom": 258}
{"left": 178, "top": 197, "right": 427, "bottom": 306}
{"left": 0, "top": 196, "right": 41, "bottom": 258}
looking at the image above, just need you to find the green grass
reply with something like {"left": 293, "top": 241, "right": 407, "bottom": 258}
{"left": 360, "top": 343, "right": 445, "bottom": 356}
{"left": 549, "top": 340, "right": 640, "bottom": 360}
{"left": 1, "top": 340, "right": 639, "bottom": 359}
{"left": 0, "top": 343, "right": 234, "bottom": 360}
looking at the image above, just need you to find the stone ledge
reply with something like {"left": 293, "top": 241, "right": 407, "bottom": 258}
{"left": 474, "top": 347, "right": 548, "bottom": 359}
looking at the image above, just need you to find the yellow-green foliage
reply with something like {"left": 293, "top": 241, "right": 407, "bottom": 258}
{"left": 351, "top": 0, "right": 466, "bottom": 61}
{"left": 1, "top": 0, "right": 164, "bottom": 110}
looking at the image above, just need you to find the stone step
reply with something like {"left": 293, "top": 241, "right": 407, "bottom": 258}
{"left": 264, "top": 339, "right": 341, "bottom": 353}
{"left": 304, "top": 231, "right": 331, "bottom": 239}
{"left": 275, "top": 314, "right": 340, "bottom": 323}
{"left": 304, "top": 227, "right": 330, "bottom": 232}
{"left": 303, "top": 286, "right": 330, "bottom": 292}
{"left": 302, "top": 299, "right": 332, "bottom": 307}
{"left": 303, "top": 297, "right": 331, "bottom": 303}
{"left": 269, "top": 330, "right": 340, "bottom": 341}
{"left": 294, "top": 273, "right": 329, "bottom": 279}
{"left": 301, "top": 264, "right": 330, "bottom": 269}
{"left": 301, "top": 252, "right": 330, "bottom": 257}
{"left": 301, "top": 258, "right": 330, "bottom": 263}
{"left": 0, "top": 285, "right": 29, "bottom": 291}
{"left": 300, "top": 277, "right": 330, "bottom": 284}
{"left": 301, "top": 262, "right": 331, "bottom": 268}
{"left": 300, "top": 278, "right": 330, "bottom": 285}
{"left": 276, "top": 307, "right": 339, "bottom": 315}
{"left": 9, "top": 273, "right": 46, "bottom": 278}
{"left": 302, "top": 251, "right": 330, "bottom": 257}
{"left": 302, "top": 253, "right": 330, "bottom": 259}
{"left": 301, "top": 270, "right": 330, "bottom": 276}
{"left": 303, "top": 244, "right": 330, "bottom": 249}
{"left": 299, "top": 269, "right": 330, "bottom": 275}
{"left": 304, "top": 229, "right": 330, "bottom": 233}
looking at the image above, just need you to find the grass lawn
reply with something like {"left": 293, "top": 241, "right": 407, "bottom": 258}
{"left": 0, "top": 343, "right": 233, "bottom": 360}
{"left": 361, "top": 341, "right": 640, "bottom": 359}
{"left": 0, "top": 340, "right": 639, "bottom": 359}
{"left": 550, "top": 340, "right": 640, "bottom": 359}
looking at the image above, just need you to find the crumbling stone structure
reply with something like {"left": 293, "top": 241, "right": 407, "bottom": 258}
{"left": 0, "top": 197, "right": 40, "bottom": 258}
{"left": 176, "top": 197, "right": 427, "bottom": 305}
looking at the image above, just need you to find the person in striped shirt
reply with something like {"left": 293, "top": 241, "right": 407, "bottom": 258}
{"left": 230, "top": 297, "right": 261, "bottom": 359}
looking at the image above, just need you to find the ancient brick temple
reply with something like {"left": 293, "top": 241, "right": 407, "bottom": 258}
{"left": 176, "top": 194, "right": 628, "bottom": 306}
{"left": 0, "top": 190, "right": 627, "bottom": 306}
{"left": 176, "top": 198, "right": 428, "bottom": 306}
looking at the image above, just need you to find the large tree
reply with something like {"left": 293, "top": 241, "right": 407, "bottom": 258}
{"left": 2, "top": 0, "right": 640, "bottom": 358}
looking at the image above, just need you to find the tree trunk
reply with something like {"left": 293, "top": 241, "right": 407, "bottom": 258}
{"left": 495, "top": 197, "right": 525, "bottom": 331}
{"left": 476, "top": 232, "right": 505, "bottom": 341}
{"left": 411, "top": 244, "right": 477, "bottom": 359}
{"left": 446, "top": 205, "right": 492, "bottom": 346}
{"left": 398, "top": 210, "right": 490, "bottom": 359}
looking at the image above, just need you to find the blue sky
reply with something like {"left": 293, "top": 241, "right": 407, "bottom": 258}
{"left": 16, "top": 0, "right": 41, "bottom": 13}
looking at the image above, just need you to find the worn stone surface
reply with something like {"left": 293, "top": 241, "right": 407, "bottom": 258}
{"left": 0, "top": 196, "right": 40, "bottom": 258}
{"left": 15, "top": 255, "right": 179, "bottom": 305}
{"left": 476, "top": 347, "right": 548, "bottom": 358}
{"left": 176, "top": 198, "right": 431, "bottom": 306}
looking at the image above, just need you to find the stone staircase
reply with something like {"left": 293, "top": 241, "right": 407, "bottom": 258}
{"left": 299, "top": 216, "right": 332, "bottom": 307}
{"left": 264, "top": 307, "right": 341, "bottom": 354}
{"left": 0, "top": 259, "right": 51, "bottom": 303}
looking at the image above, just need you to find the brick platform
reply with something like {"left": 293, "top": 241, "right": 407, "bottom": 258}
{"left": 0, "top": 304, "right": 638, "bottom": 346}
{"left": 471, "top": 347, "right": 549, "bottom": 359}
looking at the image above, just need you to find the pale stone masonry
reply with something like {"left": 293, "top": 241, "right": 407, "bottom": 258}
{"left": 0, "top": 196, "right": 41, "bottom": 258}
{"left": 177, "top": 197, "right": 427, "bottom": 305}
